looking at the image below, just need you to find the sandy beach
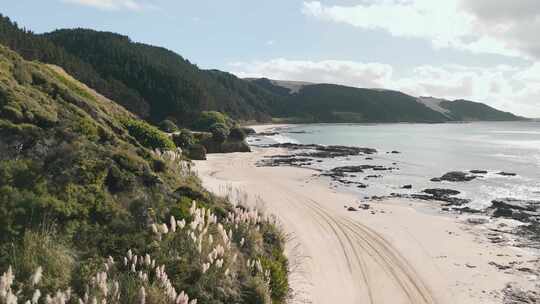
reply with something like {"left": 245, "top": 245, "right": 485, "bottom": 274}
{"left": 194, "top": 125, "right": 538, "bottom": 304}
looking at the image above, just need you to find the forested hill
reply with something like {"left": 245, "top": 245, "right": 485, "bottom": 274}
{"left": 44, "top": 29, "right": 280, "bottom": 123}
{"left": 0, "top": 15, "right": 279, "bottom": 124}
{"left": 0, "top": 14, "right": 526, "bottom": 125}
{"left": 251, "top": 78, "right": 526, "bottom": 122}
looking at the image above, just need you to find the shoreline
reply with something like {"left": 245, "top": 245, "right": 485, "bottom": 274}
{"left": 195, "top": 125, "right": 539, "bottom": 304}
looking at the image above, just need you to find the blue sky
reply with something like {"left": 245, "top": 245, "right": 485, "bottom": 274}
{"left": 2, "top": 0, "right": 540, "bottom": 116}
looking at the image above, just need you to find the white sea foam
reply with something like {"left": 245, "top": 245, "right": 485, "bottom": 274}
{"left": 267, "top": 134, "right": 298, "bottom": 144}
{"left": 489, "top": 130, "right": 540, "bottom": 135}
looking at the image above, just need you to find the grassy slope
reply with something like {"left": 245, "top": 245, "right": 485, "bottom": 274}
{"left": 440, "top": 99, "right": 526, "bottom": 121}
{"left": 0, "top": 44, "right": 288, "bottom": 304}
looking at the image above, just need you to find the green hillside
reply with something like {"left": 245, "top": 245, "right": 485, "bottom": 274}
{"left": 440, "top": 99, "right": 524, "bottom": 121}
{"left": 45, "top": 29, "right": 280, "bottom": 124}
{"left": 256, "top": 80, "right": 451, "bottom": 123}
{"left": 0, "top": 44, "right": 288, "bottom": 303}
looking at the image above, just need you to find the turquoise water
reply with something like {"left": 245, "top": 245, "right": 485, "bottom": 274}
{"left": 252, "top": 122, "right": 540, "bottom": 209}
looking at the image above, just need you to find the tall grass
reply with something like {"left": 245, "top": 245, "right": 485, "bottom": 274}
{"left": 1, "top": 200, "right": 288, "bottom": 304}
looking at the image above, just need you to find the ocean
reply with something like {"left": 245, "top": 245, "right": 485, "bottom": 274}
{"left": 249, "top": 122, "right": 540, "bottom": 209}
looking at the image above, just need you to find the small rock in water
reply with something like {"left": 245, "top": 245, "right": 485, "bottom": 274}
{"left": 401, "top": 184, "right": 413, "bottom": 189}
{"left": 347, "top": 207, "right": 358, "bottom": 212}
{"left": 497, "top": 171, "right": 517, "bottom": 177}
{"left": 470, "top": 170, "right": 488, "bottom": 174}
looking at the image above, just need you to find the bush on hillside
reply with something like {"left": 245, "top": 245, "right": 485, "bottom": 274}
{"left": 158, "top": 119, "right": 178, "bottom": 133}
{"left": 209, "top": 123, "right": 229, "bottom": 143}
{"left": 192, "top": 111, "right": 234, "bottom": 131}
{"left": 172, "top": 129, "right": 195, "bottom": 148}
{"left": 123, "top": 119, "right": 175, "bottom": 150}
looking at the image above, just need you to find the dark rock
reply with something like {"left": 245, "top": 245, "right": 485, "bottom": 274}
{"left": 423, "top": 188, "right": 461, "bottom": 197}
{"left": 470, "top": 170, "right": 488, "bottom": 174}
{"left": 268, "top": 143, "right": 377, "bottom": 158}
{"left": 391, "top": 150, "right": 401, "bottom": 154}
{"left": 430, "top": 178, "right": 442, "bottom": 182}
{"left": 488, "top": 198, "right": 540, "bottom": 223}
{"left": 347, "top": 207, "right": 358, "bottom": 211}
{"left": 220, "top": 139, "right": 251, "bottom": 153}
{"left": 497, "top": 171, "right": 517, "bottom": 177}
{"left": 401, "top": 184, "right": 413, "bottom": 189}
{"left": 257, "top": 131, "right": 279, "bottom": 136}
{"left": 435, "top": 171, "right": 477, "bottom": 182}
{"left": 488, "top": 261, "right": 511, "bottom": 270}
{"left": 259, "top": 156, "right": 313, "bottom": 167}
{"left": 365, "top": 157, "right": 373, "bottom": 160}
{"left": 357, "top": 183, "right": 368, "bottom": 188}
{"left": 407, "top": 188, "right": 470, "bottom": 206}
{"left": 364, "top": 175, "right": 382, "bottom": 180}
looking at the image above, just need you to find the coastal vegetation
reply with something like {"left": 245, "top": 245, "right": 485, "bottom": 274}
{"left": 0, "top": 44, "right": 288, "bottom": 303}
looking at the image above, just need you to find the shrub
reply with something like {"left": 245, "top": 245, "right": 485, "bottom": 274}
{"left": 209, "top": 123, "right": 229, "bottom": 143}
{"left": 228, "top": 127, "right": 247, "bottom": 141}
{"left": 186, "top": 144, "right": 207, "bottom": 160}
{"left": 172, "top": 129, "right": 195, "bottom": 148}
{"left": 158, "top": 119, "right": 178, "bottom": 133}
{"left": 105, "top": 165, "right": 135, "bottom": 193}
{"left": 153, "top": 159, "right": 167, "bottom": 172}
{"left": 192, "top": 111, "right": 233, "bottom": 131}
{"left": 123, "top": 119, "right": 175, "bottom": 150}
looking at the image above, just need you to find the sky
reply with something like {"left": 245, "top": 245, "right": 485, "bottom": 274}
{"left": 2, "top": 0, "right": 540, "bottom": 116}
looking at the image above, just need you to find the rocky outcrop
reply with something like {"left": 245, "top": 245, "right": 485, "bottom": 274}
{"left": 393, "top": 188, "right": 471, "bottom": 206}
{"left": 488, "top": 198, "right": 540, "bottom": 223}
{"left": 423, "top": 188, "right": 461, "bottom": 197}
{"left": 201, "top": 138, "right": 251, "bottom": 154}
{"left": 268, "top": 143, "right": 377, "bottom": 158}
{"left": 431, "top": 171, "right": 476, "bottom": 182}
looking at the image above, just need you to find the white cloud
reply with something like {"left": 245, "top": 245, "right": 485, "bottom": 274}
{"left": 301, "top": 0, "right": 540, "bottom": 59}
{"left": 230, "top": 58, "right": 540, "bottom": 117}
{"left": 231, "top": 58, "right": 393, "bottom": 89}
{"left": 62, "top": 0, "right": 155, "bottom": 11}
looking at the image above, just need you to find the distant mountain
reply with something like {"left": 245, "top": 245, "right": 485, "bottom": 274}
{"left": 439, "top": 99, "right": 524, "bottom": 121}
{"left": 250, "top": 78, "right": 527, "bottom": 122}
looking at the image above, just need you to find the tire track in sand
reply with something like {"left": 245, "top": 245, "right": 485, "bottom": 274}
{"left": 304, "top": 198, "right": 436, "bottom": 304}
